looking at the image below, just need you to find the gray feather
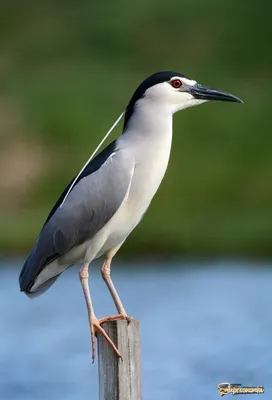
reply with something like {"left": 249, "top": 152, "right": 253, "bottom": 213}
{"left": 19, "top": 147, "right": 135, "bottom": 292}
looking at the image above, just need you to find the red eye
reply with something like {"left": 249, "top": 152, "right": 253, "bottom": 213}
{"left": 171, "top": 79, "right": 182, "bottom": 89}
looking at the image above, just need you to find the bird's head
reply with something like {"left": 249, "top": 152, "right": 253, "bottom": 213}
{"left": 124, "top": 71, "right": 242, "bottom": 129}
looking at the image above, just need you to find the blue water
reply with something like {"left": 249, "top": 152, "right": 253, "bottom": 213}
{"left": 1, "top": 259, "right": 271, "bottom": 399}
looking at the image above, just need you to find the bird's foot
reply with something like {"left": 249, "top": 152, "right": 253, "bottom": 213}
{"left": 90, "top": 313, "right": 132, "bottom": 361}
{"left": 99, "top": 312, "right": 133, "bottom": 325}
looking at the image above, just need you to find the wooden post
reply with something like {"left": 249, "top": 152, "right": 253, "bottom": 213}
{"left": 97, "top": 319, "right": 142, "bottom": 400}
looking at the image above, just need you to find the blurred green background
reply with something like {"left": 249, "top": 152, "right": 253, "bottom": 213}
{"left": 1, "top": 0, "right": 271, "bottom": 257}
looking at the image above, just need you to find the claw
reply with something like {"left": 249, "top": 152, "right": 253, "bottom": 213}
{"left": 90, "top": 313, "right": 132, "bottom": 361}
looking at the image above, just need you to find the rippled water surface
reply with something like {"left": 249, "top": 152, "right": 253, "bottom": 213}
{"left": 1, "top": 259, "right": 272, "bottom": 399}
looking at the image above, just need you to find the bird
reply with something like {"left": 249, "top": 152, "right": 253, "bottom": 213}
{"left": 19, "top": 71, "right": 242, "bottom": 360}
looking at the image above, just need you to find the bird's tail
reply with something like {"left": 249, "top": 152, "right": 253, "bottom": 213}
{"left": 19, "top": 241, "right": 63, "bottom": 297}
{"left": 24, "top": 274, "right": 60, "bottom": 298}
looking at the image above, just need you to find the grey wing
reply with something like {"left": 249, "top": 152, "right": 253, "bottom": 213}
{"left": 19, "top": 148, "right": 135, "bottom": 292}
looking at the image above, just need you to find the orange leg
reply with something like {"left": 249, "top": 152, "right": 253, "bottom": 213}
{"left": 101, "top": 257, "right": 132, "bottom": 321}
{"left": 79, "top": 263, "right": 127, "bottom": 361}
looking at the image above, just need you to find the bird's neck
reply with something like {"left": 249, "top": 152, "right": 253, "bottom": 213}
{"left": 123, "top": 101, "right": 173, "bottom": 140}
{"left": 119, "top": 101, "right": 174, "bottom": 213}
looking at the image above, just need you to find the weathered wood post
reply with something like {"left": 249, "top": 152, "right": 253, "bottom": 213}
{"left": 97, "top": 320, "right": 142, "bottom": 400}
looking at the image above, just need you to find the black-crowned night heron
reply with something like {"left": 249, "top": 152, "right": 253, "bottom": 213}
{"left": 19, "top": 71, "right": 242, "bottom": 360}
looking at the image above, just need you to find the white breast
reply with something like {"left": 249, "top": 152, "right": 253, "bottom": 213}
{"left": 125, "top": 132, "right": 172, "bottom": 220}
{"left": 87, "top": 102, "right": 174, "bottom": 260}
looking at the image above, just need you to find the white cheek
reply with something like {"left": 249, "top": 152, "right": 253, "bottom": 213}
{"left": 172, "top": 92, "right": 207, "bottom": 112}
{"left": 145, "top": 82, "right": 170, "bottom": 99}
{"left": 143, "top": 83, "right": 207, "bottom": 113}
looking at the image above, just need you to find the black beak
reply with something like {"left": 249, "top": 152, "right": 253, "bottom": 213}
{"left": 189, "top": 84, "right": 243, "bottom": 103}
